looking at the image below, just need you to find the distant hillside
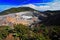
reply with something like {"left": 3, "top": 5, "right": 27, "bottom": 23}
{"left": 0, "top": 7, "right": 37, "bottom": 15}
{"left": 43, "top": 10, "right": 60, "bottom": 26}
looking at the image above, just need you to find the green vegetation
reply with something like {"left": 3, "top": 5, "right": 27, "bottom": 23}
{"left": 0, "top": 7, "right": 37, "bottom": 15}
{"left": 0, "top": 24, "right": 60, "bottom": 40}
{"left": 0, "top": 26, "right": 11, "bottom": 40}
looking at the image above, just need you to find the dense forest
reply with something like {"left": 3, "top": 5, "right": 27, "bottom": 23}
{"left": 0, "top": 24, "right": 60, "bottom": 40}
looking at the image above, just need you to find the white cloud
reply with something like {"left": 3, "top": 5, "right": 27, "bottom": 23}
{"left": 21, "top": 4, "right": 36, "bottom": 8}
{"left": 20, "top": 4, "right": 50, "bottom": 11}
{"left": 19, "top": 0, "right": 60, "bottom": 11}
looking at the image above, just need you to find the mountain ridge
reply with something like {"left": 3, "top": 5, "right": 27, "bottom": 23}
{"left": 0, "top": 7, "right": 38, "bottom": 15}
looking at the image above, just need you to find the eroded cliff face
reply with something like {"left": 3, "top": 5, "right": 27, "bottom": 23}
{"left": 6, "top": 16, "right": 31, "bottom": 25}
{"left": 0, "top": 11, "right": 40, "bottom": 26}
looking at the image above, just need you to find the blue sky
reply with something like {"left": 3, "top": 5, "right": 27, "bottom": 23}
{"left": 0, "top": 0, "right": 60, "bottom": 12}
{"left": 0, "top": 0, "right": 53, "bottom": 5}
